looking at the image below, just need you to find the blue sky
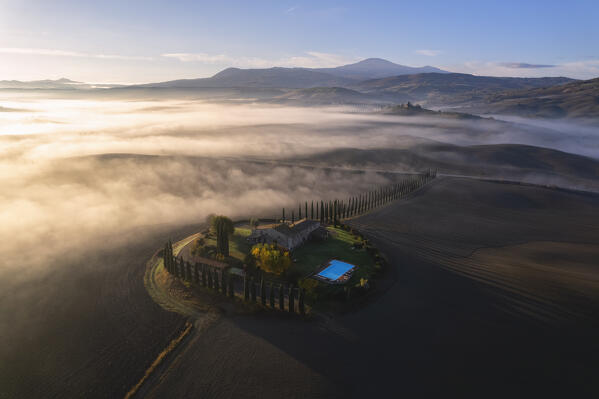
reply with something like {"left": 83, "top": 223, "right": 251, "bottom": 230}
{"left": 1, "top": 0, "right": 598, "bottom": 82}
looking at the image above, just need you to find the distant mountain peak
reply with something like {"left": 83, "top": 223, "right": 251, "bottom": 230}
{"left": 316, "top": 58, "right": 448, "bottom": 79}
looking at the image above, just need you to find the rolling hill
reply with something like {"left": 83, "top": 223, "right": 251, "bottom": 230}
{"left": 477, "top": 77, "right": 599, "bottom": 118}
{"left": 270, "top": 87, "right": 385, "bottom": 105}
{"left": 0, "top": 78, "right": 121, "bottom": 89}
{"left": 350, "top": 73, "right": 575, "bottom": 105}
{"left": 139, "top": 67, "right": 355, "bottom": 89}
{"left": 136, "top": 58, "right": 449, "bottom": 89}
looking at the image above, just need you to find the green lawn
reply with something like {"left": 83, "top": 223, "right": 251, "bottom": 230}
{"left": 291, "top": 227, "right": 375, "bottom": 283}
{"left": 201, "top": 227, "right": 251, "bottom": 265}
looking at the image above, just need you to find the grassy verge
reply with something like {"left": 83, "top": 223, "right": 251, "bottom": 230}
{"left": 123, "top": 321, "right": 193, "bottom": 399}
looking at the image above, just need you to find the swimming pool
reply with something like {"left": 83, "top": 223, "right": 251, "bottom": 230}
{"left": 316, "top": 259, "right": 356, "bottom": 283}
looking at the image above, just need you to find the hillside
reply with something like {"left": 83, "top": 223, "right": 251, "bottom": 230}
{"left": 135, "top": 58, "right": 449, "bottom": 89}
{"left": 0, "top": 78, "right": 116, "bottom": 90}
{"left": 142, "top": 67, "right": 355, "bottom": 89}
{"left": 477, "top": 77, "right": 599, "bottom": 118}
{"left": 270, "top": 87, "right": 385, "bottom": 105}
{"left": 351, "top": 73, "right": 575, "bottom": 105}
{"left": 379, "top": 103, "right": 485, "bottom": 119}
{"left": 292, "top": 144, "right": 599, "bottom": 190}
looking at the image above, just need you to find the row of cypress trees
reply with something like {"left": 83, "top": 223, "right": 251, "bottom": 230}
{"left": 162, "top": 243, "right": 306, "bottom": 315}
{"left": 282, "top": 170, "right": 437, "bottom": 225}
{"left": 244, "top": 275, "right": 305, "bottom": 315}
{"left": 163, "top": 245, "right": 233, "bottom": 297}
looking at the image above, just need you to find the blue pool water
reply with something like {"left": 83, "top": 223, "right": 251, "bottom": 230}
{"left": 317, "top": 259, "right": 355, "bottom": 280}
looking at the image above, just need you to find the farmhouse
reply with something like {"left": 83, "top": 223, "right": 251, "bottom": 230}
{"left": 247, "top": 219, "right": 323, "bottom": 250}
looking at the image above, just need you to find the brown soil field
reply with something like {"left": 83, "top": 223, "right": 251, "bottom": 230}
{"left": 139, "top": 177, "right": 599, "bottom": 398}
{"left": 0, "top": 225, "right": 202, "bottom": 399}
{"left": 2, "top": 177, "right": 598, "bottom": 398}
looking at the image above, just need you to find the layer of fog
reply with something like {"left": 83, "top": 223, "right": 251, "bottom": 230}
{"left": 1, "top": 90, "right": 598, "bottom": 285}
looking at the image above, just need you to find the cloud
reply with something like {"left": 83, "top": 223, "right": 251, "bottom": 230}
{"left": 285, "top": 5, "right": 299, "bottom": 14}
{"left": 445, "top": 59, "right": 599, "bottom": 79}
{"left": 416, "top": 49, "right": 442, "bottom": 57}
{"left": 499, "top": 62, "right": 556, "bottom": 69}
{"left": 161, "top": 51, "right": 358, "bottom": 68}
{"left": 0, "top": 47, "right": 152, "bottom": 61}
{"left": 162, "top": 53, "right": 232, "bottom": 63}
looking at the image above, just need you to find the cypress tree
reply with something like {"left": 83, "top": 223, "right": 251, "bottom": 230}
{"left": 311, "top": 201, "right": 314, "bottom": 219}
{"left": 320, "top": 201, "right": 324, "bottom": 223}
{"left": 164, "top": 243, "right": 169, "bottom": 271}
{"left": 305, "top": 202, "right": 308, "bottom": 220}
{"left": 228, "top": 272, "right": 234, "bottom": 297}
{"left": 279, "top": 284, "right": 284, "bottom": 310}
{"left": 291, "top": 210, "right": 295, "bottom": 224}
{"left": 299, "top": 288, "right": 305, "bottom": 316}
{"left": 212, "top": 216, "right": 233, "bottom": 257}
{"left": 220, "top": 270, "right": 225, "bottom": 294}
{"left": 298, "top": 204, "right": 301, "bottom": 219}
{"left": 250, "top": 278, "right": 256, "bottom": 302}
{"left": 176, "top": 258, "right": 182, "bottom": 278}
{"left": 244, "top": 273, "right": 250, "bottom": 300}
{"left": 288, "top": 285, "right": 295, "bottom": 313}
{"left": 333, "top": 200, "right": 338, "bottom": 227}
{"left": 214, "top": 269, "right": 220, "bottom": 291}
{"left": 282, "top": 207, "right": 285, "bottom": 222}
{"left": 269, "top": 282, "right": 275, "bottom": 307}
{"left": 260, "top": 277, "right": 266, "bottom": 306}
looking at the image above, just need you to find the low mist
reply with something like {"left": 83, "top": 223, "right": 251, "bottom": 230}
{"left": 1, "top": 90, "right": 598, "bottom": 283}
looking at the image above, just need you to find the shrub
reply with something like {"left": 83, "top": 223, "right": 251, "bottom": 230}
{"left": 298, "top": 278, "right": 319, "bottom": 301}
{"left": 250, "top": 243, "right": 291, "bottom": 275}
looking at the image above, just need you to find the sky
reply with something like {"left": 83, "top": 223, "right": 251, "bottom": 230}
{"left": 0, "top": 0, "right": 598, "bottom": 83}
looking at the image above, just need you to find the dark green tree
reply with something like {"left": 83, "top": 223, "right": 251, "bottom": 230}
{"left": 164, "top": 243, "right": 170, "bottom": 273}
{"left": 211, "top": 215, "right": 234, "bottom": 257}
{"left": 220, "top": 270, "right": 225, "bottom": 293}
{"left": 298, "top": 288, "right": 305, "bottom": 316}
{"left": 278, "top": 284, "right": 284, "bottom": 311}
{"left": 228, "top": 272, "right": 234, "bottom": 297}
{"left": 305, "top": 202, "right": 308, "bottom": 221}
{"left": 298, "top": 204, "right": 302, "bottom": 220}
{"left": 282, "top": 207, "right": 285, "bottom": 222}
{"left": 244, "top": 273, "right": 250, "bottom": 300}
{"left": 291, "top": 210, "right": 295, "bottom": 224}
{"left": 214, "top": 269, "right": 220, "bottom": 291}
{"left": 260, "top": 277, "right": 266, "bottom": 306}
{"left": 269, "top": 282, "right": 275, "bottom": 307}
{"left": 250, "top": 277, "right": 257, "bottom": 302}
{"left": 288, "top": 285, "right": 295, "bottom": 313}
{"left": 333, "top": 200, "right": 338, "bottom": 227}
{"left": 311, "top": 201, "right": 314, "bottom": 219}
{"left": 320, "top": 201, "right": 324, "bottom": 223}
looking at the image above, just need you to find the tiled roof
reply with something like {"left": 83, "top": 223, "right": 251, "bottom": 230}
{"left": 273, "top": 219, "right": 319, "bottom": 238}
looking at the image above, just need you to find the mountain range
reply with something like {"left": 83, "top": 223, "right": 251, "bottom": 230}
{"left": 137, "top": 58, "right": 449, "bottom": 89}
{"left": 2, "top": 58, "right": 596, "bottom": 120}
